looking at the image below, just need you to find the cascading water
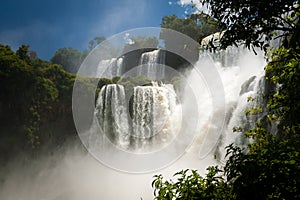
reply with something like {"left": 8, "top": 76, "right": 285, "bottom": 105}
{"left": 133, "top": 84, "right": 177, "bottom": 136}
{"left": 205, "top": 47, "right": 267, "bottom": 161}
{"left": 138, "top": 49, "right": 166, "bottom": 79}
{"left": 201, "top": 32, "right": 241, "bottom": 68}
{"left": 97, "top": 57, "right": 123, "bottom": 78}
{"left": 95, "top": 84, "right": 130, "bottom": 147}
{"left": 97, "top": 59, "right": 115, "bottom": 78}
{"left": 217, "top": 72, "right": 266, "bottom": 160}
{"left": 132, "top": 86, "right": 155, "bottom": 139}
{"left": 94, "top": 82, "right": 178, "bottom": 151}
{"left": 97, "top": 49, "right": 166, "bottom": 79}
{"left": 174, "top": 46, "right": 267, "bottom": 168}
{"left": 113, "top": 57, "right": 123, "bottom": 77}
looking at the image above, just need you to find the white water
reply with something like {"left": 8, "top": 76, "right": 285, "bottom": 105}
{"left": 138, "top": 49, "right": 165, "bottom": 79}
{"left": 97, "top": 57, "right": 123, "bottom": 78}
{"left": 132, "top": 85, "right": 172, "bottom": 139}
{"left": 95, "top": 84, "right": 130, "bottom": 147}
{"left": 212, "top": 48, "right": 266, "bottom": 160}
{"left": 0, "top": 47, "right": 267, "bottom": 200}
{"left": 93, "top": 82, "right": 179, "bottom": 152}
{"left": 97, "top": 49, "right": 166, "bottom": 79}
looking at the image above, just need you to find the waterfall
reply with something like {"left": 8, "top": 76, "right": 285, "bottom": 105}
{"left": 93, "top": 46, "right": 267, "bottom": 159}
{"left": 205, "top": 47, "right": 267, "bottom": 161}
{"left": 132, "top": 84, "right": 175, "bottom": 139}
{"left": 132, "top": 86, "right": 155, "bottom": 139}
{"left": 97, "top": 57, "right": 123, "bottom": 78}
{"left": 138, "top": 49, "right": 166, "bottom": 79}
{"left": 218, "top": 73, "right": 265, "bottom": 159}
{"left": 94, "top": 82, "right": 177, "bottom": 150}
{"left": 200, "top": 46, "right": 242, "bottom": 68}
{"left": 96, "top": 49, "right": 166, "bottom": 79}
{"left": 112, "top": 57, "right": 123, "bottom": 77}
{"left": 96, "top": 59, "right": 115, "bottom": 78}
{"left": 92, "top": 41, "right": 268, "bottom": 163}
{"left": 95, "top": 84, "right": 130, "bottom": 147}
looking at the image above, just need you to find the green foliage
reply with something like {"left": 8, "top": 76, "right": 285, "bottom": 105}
{"left": 88, "top": 36, "right": 106, "bottom": 50}
{"left": 198, "top": 0, "right": 300, "bottom": 52}
{"left": 224, "top": 133, "right": 300, "bottom": 200}
{"left": 0, "top": 44, "right": 76, "bottom": 152}
{"left": 266, "top": 46, "right": 300, "bottom": 137}
{"left": 160, "top": 14, "right": 221, "bottom": 62}
{"left": 16, "top": 44, "right": 31, "bottom": 62}
{"left": 112, "top": 76, "right": 121, "bottom": 83}
{"left": 153, "top": 167, "right": 231, "bottom": 200}
{"left": 50, "top": 47, "right": 84, "bottom": 73}
{"left": 98, "top": 77, "right": 113, "bottom": 89}
{"left": 160, "top": 14, "right": 221, "bottom": 43}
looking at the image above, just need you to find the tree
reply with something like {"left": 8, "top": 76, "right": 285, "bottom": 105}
{"left": 160, "top": 14, "right": 221, "bottom": 44}
{"left": 159, "top": 14, "right": 221, "bottom": 62}
{"left": 16, "top": 44, "right": 30, "bottom": 62}
{"left": 88, "top": 36, "right": 106, "bottom": 50}
{"left": 198, "top": 0, "right": 300, "bottom": 52}
{"left": 0, "top": 43, "right": 77, "bottom": 155}
{"left": 29, "top": 51, "right": 38, "bottom": 60}
{"left": 50, "top": 47, "right": 83, "bottom": 73}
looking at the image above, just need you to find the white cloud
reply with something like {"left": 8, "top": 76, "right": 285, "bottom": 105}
{"left": 178, "top": 0, "right": 193, "bottom": 6}
{"left": 168, "top": 1, "right": 173, "bottom": 5}
{"left": 177, "top": 0, "right": 209, "bottom": 14}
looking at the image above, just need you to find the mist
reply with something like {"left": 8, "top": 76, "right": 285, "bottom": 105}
{"left": 0, "top": 47, "right": 266, "bottom": 200}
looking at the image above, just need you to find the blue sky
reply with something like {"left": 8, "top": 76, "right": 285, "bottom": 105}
{"left": 0, "top": 0, "right": 192, "bottom": 60}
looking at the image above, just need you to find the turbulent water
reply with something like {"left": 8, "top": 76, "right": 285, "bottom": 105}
{"left": 0, "top": 46, "right": 267, "bottom": 200}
